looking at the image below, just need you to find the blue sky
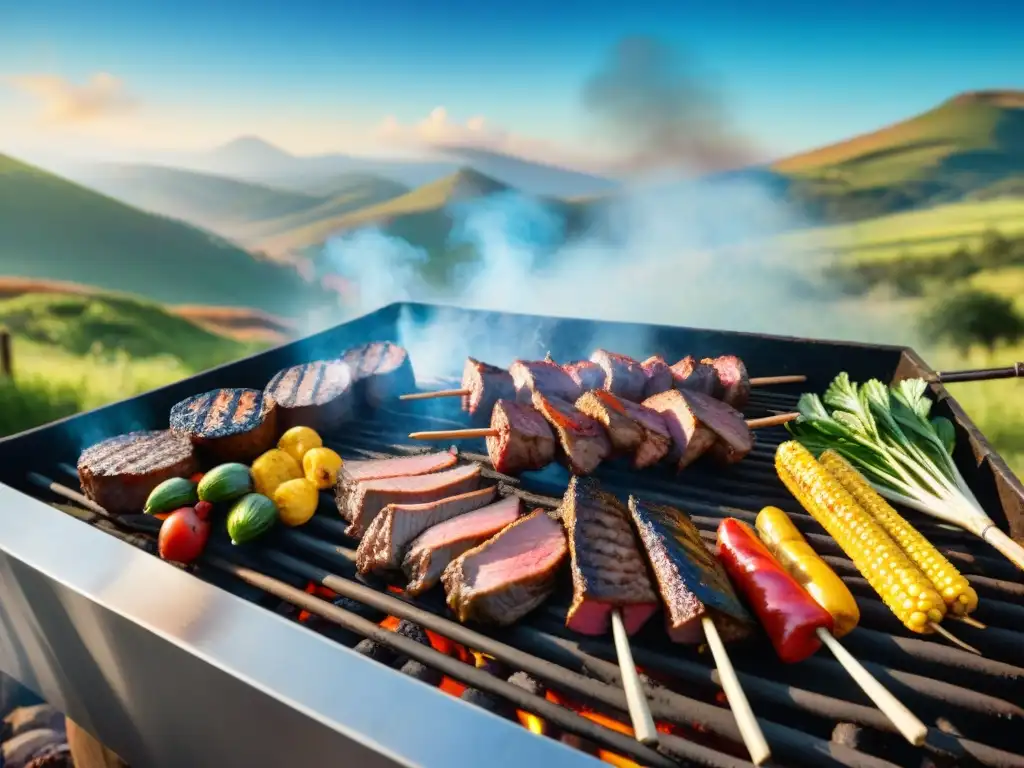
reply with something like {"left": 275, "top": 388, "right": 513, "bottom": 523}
{"left": 2, "top": 0, "right": 1022, "bottom": 164}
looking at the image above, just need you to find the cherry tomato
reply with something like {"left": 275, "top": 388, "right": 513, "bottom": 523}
{"left": 158, "top": 507, "right": 210, "bottom": 563}
{"left": 194, "top": 501, "right": 214, "bottom": 520}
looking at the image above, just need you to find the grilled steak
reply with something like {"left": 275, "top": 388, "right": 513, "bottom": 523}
{"left": 640, "top": 355, "right": 674, "bottom": 398}
{"left": 628, "top": 496, "right": 753, "bottom": 643}
{"left": 341, "top": 341, "right": 415, "bottom": 408}
{"left": 264, "top": 359, "right": 354, "bottom": 432}
{"left": 562, "top": 477, "right": 659, "bottom": 636}
{"left": 682, "top": 389, "right": 754, "bottom": 463}
{"left": 78, "top": 430, "right": 198, "bottom": 515}
{"left": 341, "top": 463, "right": 482, "bottom": 537}
{"left": 486, "top": 400, "right": 556, "bottom": 475}
{"left": 590, "top": 349, "right": 646, "bottom": 401}
{"left": 356, "top": 486, "right": 498, "bottom": 574}
{"left": 509, "top": 359, "right": 581, "bottom": 403}
{"left": 403, "top": 496, "right": 522, "bottom": 596}
{"left": 575, "top": 390, "right": 672, "bottom": 469}
{"left": 169, "top": 388, "right": 278, "bottom": 463}
{"left": 670, "top": 356, "right": 718, "bottom": 396}
{"left": 563, "top": 360, "right": 606, "bottom": 392}
{"left": 442, "top": 509, "right": 567, "bottom": 625}
{"left": 701, "top": 355, "right": 750, "bottom": 409}
{"left": 338, "top": 450, "right": 458, "bottom": 492}
{"left": 461, "top": 357, "right": 515, "bottom": 420}
{"left": 642, "top": 389, "right": 717, "bottom": 470}
{"left": 574, "top": 390, "right": 643, "bottom": 455}
{"left": 531, "top": 392, "right": 611, "bottom": 476}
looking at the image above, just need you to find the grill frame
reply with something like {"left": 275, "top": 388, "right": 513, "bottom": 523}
{"left": 0, "top": 301, "right": 1021, "bottom": 768}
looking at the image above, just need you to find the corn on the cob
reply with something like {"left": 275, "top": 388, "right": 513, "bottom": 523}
{"left": 819, "top": 449, "right": 979, "bottom": 617}
{"left": 776, "top": 441, "right": 946, "bottom": 634}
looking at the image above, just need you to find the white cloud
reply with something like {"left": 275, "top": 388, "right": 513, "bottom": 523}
{"left": 2, "top": 72, "right": 136, "bottom": 124}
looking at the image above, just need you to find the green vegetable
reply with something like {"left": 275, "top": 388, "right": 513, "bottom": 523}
{"left": 788, "top": 373, "right": 1024, "bottom": 571}
{"left": 144, "top": 477, "right": 198, "bottom": 515}
{"left": 226, "top": 493, "right": 277, "bottom": 544}
{"left": 198, "top": 463, "right": 253, "bottom": 503}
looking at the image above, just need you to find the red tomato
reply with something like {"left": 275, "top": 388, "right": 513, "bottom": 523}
{"left": 194, "top": 501, "right": 214, "bottom": 520}
{"left": 158, "top": 507, "right": 210, "bottom": 563}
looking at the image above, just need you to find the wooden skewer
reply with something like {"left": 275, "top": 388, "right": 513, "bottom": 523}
{"left": 748, "top": 375, "right": 806, "bottom": 386}
{"left": 951, "top": 615, "right": 987, "bottom": 630}
{"left": 409, "top": 413, "right": 799, "bottom": 441}
{"left": 610, "top": 608, "right": 659, "bottom": 747}
{"left": 928, "top": 622, "right": 982, "bottom": 655}
{"left": 702, "top": 617, "right": 770, "bottom": 765}
{"left": 814, "top": 628, "right": 927, "bottom": 746}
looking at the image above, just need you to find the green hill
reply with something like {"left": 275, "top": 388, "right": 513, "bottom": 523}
{"left": 0, "top": 153, "right": 328, "bottom": 316}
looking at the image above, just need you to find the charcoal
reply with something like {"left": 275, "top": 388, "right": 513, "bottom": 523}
{"left": 474, "top": 655, "right": 510, "bottom": 679}
{"left": 506, "top": 672, "right": 544, "bottom": 697}
{"left": 399, "top": 660, "right": 443, "bottom": 686}
{"left": 460, "top": 688, "right": 513, "bottom": 719}
{"left": 353, "top": 638, "right": 396, "bottom": 665}
{"left": 393, "top": 620, "right": 431, "bottom": 647}
{"left": 333, "top": 596, "right": 386, "bottom": 624}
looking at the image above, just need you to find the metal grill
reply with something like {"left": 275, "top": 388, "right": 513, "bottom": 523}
{"left": 0, "top": 302, "right": 1022, "bottom": 768}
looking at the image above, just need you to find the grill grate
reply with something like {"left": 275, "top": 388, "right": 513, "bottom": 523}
{"left": 24, "top": 387, "right": 1024, "bottom": 768}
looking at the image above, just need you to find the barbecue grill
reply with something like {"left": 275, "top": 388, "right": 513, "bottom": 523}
{"left": 0, "top": 301, "right": 1021, "bottom": 768}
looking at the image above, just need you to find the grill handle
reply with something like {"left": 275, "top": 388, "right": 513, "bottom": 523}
{"left": 933, "top": 362, "right": 1023, "bottom": 384}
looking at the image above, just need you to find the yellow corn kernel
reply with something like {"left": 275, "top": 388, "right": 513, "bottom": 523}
{"left": 756, "top": 506, "right": 861, "bottom": 638}
{"left": 819, "top": 450, "right": 979, "bottom": 617}
{"left": 776, "top": 441, "right": 947, "bottom": 634}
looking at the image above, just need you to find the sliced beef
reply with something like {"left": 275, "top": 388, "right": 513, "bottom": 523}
{"left": 573, "top": 390, "right": 643, "bottom": 455}
{"left": 701, "top": 355, "right": 750, "bottom": 409}
{"left": 169, "top": 388, "right": 278, "bottom": 463}
{"left": 486, "top": 400, "right": 557, "bottom": 475}
{"left": 628, "top": 496, "right": 753, "bottom": 643}
{"left": 562, "top": 360, "right": 606, "bottom": 392}
{"left": 264, "top": 359, "right": 354, "bottom": 432}
{"left": 337, "top": 450, "right": 458, "bottom": 519}
{"left": 78, "top": 430, "right": 198, "bottom": 515}
{"left": 616, "top": 397, "right": 675, "bottom": 469}
{"left": 590, "top": 349, "right": 646, "bottom": 401}
{"left": 670, "top": 356, "right": 718, "bottom": 396}
{"left": 442, "top": 509, "right": 567, "bottom": 625}
{"left": 509, "top": 359, "right": 581, "bottom": 403}
{"left": 642, "top": 389, "right": 717, "bottom": 470}
{"left": 640, "top": 355, "right": 674, "bottom": 398}
{"left": 341, "top": 463, "right": 482, "bottom": 537}
{"left": 561, "top": 477, "right": 659, "bottom": 636}
{"left": 531, "top": 392, "right": 611, "bottom": 476}
{"left": 341, "top": 342, "right": 415, "bottom": 408}
{"left": 356, "top": 486, "right": 498, "bottom": 574}
{"left": 461, "top": 357, "right": 515, "bottom": 420}
{"left": 403, "top": 495, "right": 522, "bottom": 596}
{"left": 682, "top": 389, "right": 754, "bottom": 464}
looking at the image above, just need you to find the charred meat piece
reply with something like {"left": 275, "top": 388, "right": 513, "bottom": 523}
{"left": 341, "top": 463, "right": 482, "bottom": 537}
{"left": 509, "top": 359, "right": 581, "bottom": 404}
{"left": 642, "top": 389, "right": 717, "bottom": 470}
{"left": 701, "top": 355, "right": 750, "bottom": 409}
{"left": 628, "top": 496, "right": 753, "bottom": 643}
{"left": 531, "top": 392, "right": 611, "bottom": 476}
{"left": 486, "top": 399, "right": 557, "bottom": 475}
{"left": 78, "top": 430, "right": 198, "bottom": 515}
{"left": 670, "top": 356, "right": 718, "bottom": 396}
{"left": 264, "top": 359, "right": 354, "bottom": 432}
{"left": 640, "top": 355, "right": 674, "bottom": 398}
{"left": 337, "top": 450, "right": 458, "bottom": 519}
{"left": 461, "top": 357, "right": 515, "bottom": 420}
{"left": 683, "top": 389, "right": 754, "bottom": 464}
{"left": 341, "top": 342, "right": 415, "bottom": 408}
{"left": 574, "top": 390, "right": 672, "bottom": 469}
{"left": 442, "top": 509, "right": 567, "bottom": 626}
{"left": 590, "top": 349, "right": 646, "bottom": 401}
{"left": 562, "top": 360, "right": 606, "bottom": 392}
{"left": 403, "top": 495, "right": 522, "bottom": 596}
{"left": 169, "top": 388, "right": 278, "bottom": 463}
{"left": 562, "top": 477, "right": 659, "bottom": 636}
{"left": 356, "top": 486, "right": 498, "bottom": 574}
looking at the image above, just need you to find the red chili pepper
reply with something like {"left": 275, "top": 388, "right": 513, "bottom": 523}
{"left": 716, "top": 517, "right": 833, "bottom": 663}
{"left": 158, "top": 507, "right": 210, "bottom": 564}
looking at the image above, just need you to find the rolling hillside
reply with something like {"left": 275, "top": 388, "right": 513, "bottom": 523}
{"left": 0, "top": 153, "right": 329, "bottom": 316}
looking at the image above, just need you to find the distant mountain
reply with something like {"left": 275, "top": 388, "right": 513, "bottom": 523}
{"left": 0, "top": 152, "right": 329, "bottom": 316}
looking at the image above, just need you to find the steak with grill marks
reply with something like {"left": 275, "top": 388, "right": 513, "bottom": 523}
{"left": 340, "top": 341, "right": 415, "bottom": 408}
{"left": 403, "top": 495, "right": 521, "bottom": 596}
{"left": 169, "top": 388, "right": 278, "bottom": 463}
{"left": 442, "top": 509, "right": 567, "bottom": 625}
{"left": 562, "top": 477, "right": 659, "bottom": 636}
{"left": 701, "top": 355, "right": 750, "bottom": 409}
{"left": 642, "top": 389, "right": 717, "bottom": 470}
{"left": 341, "top": 463, "right": 482, "bottom": 538}
{"left": 670, "top": 356, "right": 718, "bottom": 396}
{"left": 574, "top": 390, "right": 672, "bottom": 469}
{"left": 683, "top": 389, "right": 754, "bottom": 464}
{"left": 264, "top": 359, "right": 354, "bottom": 432}
{"left": 530, "top": 392, "right": 611, "bottom": 476}
{"left": 78, "top": 430, "right": 198, "bottom": 515}
{"left": 509, "top": 359, "right": 581, "bottom": 404}
{"left": 336, "top": 450, "right": 459, "bottom": 522}
{"left": 590, "top": 349, "right": 646, "bottom": 401}
{"left": 628, "top": 496, "right": 753, "bottom": 643}
{"left": 486, "top": 400, "right": 556, "bottom": 475}
{"left": 562, "top": 360, "right": 606, "bottom": 392}
{"left": 356, "top": 486, "right": 498, "bottom": 574}
{"left": 640, "top": 355, "right": 674, "bottom": 398}
{"left": 461, "top": 357, "right": 515, "bottom": 420}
